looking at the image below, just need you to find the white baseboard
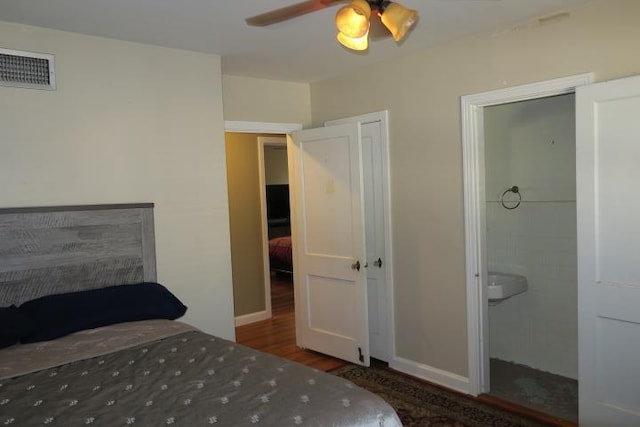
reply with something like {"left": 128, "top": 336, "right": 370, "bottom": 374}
{"left": 234, "top": 310, "right": 270, "bottom": 327}
{"left": 390, "top": 356, "right": 470, "bottom": 394}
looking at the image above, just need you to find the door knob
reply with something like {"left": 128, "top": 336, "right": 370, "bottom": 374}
{"left": 351, "top": 260, "right": 361, "bottom": 271}
{"left": 373, "top": 257, "right": 383, "bottom": 268}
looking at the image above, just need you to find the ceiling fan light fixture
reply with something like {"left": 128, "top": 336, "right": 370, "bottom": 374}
{"left": 337, "top": 29, "right": 369, "bottom": 51}
{"left": 335, "top": 0, "right": 372, "bottom": 38}
{"left": 246, "top": 0, "right": 419, "bottom": 52}
{"left": 380, "top": 2, "right": 418, "bottom": 42}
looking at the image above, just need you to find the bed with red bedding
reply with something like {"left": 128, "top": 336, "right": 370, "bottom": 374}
{"left": 268, "top": 235, "right": 293, "bottom": 274}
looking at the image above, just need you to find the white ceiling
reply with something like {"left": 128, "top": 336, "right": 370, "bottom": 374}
{"left": 0, "top": 0, "right": 592, "bottom": 83}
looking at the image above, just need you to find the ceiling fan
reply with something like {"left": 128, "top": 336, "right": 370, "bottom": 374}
{"left": 246, "top": 0, "right": 419, "bottom": 51}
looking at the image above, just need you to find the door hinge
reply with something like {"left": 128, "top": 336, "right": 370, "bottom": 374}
{"left": 358, "top": 347, "right": 364, "bottom": 363}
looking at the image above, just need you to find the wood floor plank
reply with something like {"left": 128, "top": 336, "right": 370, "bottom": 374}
{"left": 236, "top": 272, "right": 347, "bottom": 372}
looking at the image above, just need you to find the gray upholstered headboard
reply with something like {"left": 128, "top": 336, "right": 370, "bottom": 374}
{"left": 0, "top": 203, "right": 156, "bottom": 307}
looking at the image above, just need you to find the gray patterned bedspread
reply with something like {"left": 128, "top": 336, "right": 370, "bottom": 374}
{"left": 0, "top": 326, "right": 401, "bottom": 426}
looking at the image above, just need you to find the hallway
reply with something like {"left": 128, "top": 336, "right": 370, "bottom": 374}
{"left": 235, "top": 273, "right": 347, "bottom": 372}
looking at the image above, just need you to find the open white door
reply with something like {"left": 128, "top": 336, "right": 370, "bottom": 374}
{"left": 326, "top": 113, "right": 392, "bottom": 362}
{"left": 288, "top": 123, "right": 369, "bottom": 366}
{"left": 577, "top": 75, "right": 640, "bottom": 426}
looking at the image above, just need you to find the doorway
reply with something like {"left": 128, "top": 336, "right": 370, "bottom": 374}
{"left": 231, "top": 131, "right": 350, "bottom": 372}
{"left": 258, "top": 136, "right": 293, "bottom": 320}
{"left": 462, "top": 74, "right": 592, "bottom": 418}
{"left": 224, "top": 121, "right": 301, "bottom": 328}
{"left": 226, "top": 114, "right": 394, "bottom": 366}
{"left": 483, "top": 94, "right": 578, "bottom": 422}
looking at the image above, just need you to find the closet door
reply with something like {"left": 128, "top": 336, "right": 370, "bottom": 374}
{"left": 327, "top": 114, "right": 391, "bottom": 362}
{"left": 576, "top": 75, "right": 640, "bottom": 426}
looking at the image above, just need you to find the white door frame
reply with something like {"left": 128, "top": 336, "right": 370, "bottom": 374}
{"left": 225, "top": 121, "right": 302, "bottom": 134}
{"left": 325, "top": 111, "right": 395, "bottom": 363}
{"left": 257, "top": 135, "right": 288, "bottom": 322}
{"left": 460, "top": 74, "right": 593, "bottom": 395}
{"left": 225, "top": 121, "right": 303, "bottom": 326}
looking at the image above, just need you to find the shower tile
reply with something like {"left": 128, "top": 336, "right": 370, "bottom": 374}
{"left": 485, "top": 96, "right": 577, "bottom": 387}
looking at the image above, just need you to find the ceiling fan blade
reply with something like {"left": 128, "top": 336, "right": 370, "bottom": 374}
{"left": 246, "top": 0, "right": 341, "bottom": 27}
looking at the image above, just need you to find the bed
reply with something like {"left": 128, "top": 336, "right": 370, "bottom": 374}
{"left": 0, "top": 204, "right": 401, "bottom": 426}
{"left": 268, "top": 235, "right": 293, "bottom": 274}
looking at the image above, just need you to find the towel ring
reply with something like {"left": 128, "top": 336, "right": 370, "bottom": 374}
{"left": 501, "top": 186, "right": 521, "bottom": 210}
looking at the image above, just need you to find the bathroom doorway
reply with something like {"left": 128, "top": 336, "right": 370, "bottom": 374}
{"left": 482, "top": 94, "right": 578, "bottom": 422}
{"left": 460, "top": 73, "right": 594, "bottom": 424}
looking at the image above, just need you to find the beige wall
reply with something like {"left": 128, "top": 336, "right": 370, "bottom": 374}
{"left": 0, "top": 21, "right": 235, "bottom": 340}
{"left": 225, "top": 133, "right": 267, "bottom": 316}
{"left": 222, "top": 75, "right": 312, "bottom": 126}
{"left": 310, "top": 0, "right": 640, "bottom": 377}
{"left": 264, "top": 146, "right": 289, "bottom": 185}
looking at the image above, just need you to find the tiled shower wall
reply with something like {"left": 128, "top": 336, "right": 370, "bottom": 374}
{"left": 484, "top": 94, "right": 577, "bottom": 379}
{"left": 486, "top": 202, "right": 577, "bottom": 378}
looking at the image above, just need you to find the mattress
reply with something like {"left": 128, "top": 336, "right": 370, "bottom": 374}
{"left": 0, "top": 320, "right": 401, "bottom": 426}
{"left": 268, "top": 235, "right": 293, "bottom": 273}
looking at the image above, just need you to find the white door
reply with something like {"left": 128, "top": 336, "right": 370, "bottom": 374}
{"left": 576, "top": 75, "right": 640, "bottom": 426}
{"left": 327, "top": 116, "right": 390, "bottom": 362}
{"left": 361, "top": 122, "right": 389, "bottom": 361}
{"left": 288, "top": 123, "right": 370, "bottom": 366}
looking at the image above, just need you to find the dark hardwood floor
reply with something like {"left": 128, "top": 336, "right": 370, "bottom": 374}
{"left": 235, "top": 272, "right": 347, "bottom": 372}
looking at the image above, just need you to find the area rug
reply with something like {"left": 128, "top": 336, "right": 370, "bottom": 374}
{"left": 332, "top": 363, "right": 548, "bottom": 427}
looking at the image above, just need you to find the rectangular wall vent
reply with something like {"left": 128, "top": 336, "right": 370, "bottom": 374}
{"left": 0, "top": 47, "right": 56, "bottom": 90}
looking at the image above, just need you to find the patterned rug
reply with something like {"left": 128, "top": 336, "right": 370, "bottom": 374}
{"left": 332, "top": 363, "right": 548, "bottom": 427}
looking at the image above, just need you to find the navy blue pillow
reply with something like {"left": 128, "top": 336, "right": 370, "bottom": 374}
{"left": 0, "top": 305, "right": 39, "bottom": 349}
{"left": 20, "top": 282, "right": 187, "bottom": 343}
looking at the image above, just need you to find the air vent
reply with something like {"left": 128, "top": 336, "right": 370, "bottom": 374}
{"left": 0, "top": 48, "right": 56, "bottom": 90}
